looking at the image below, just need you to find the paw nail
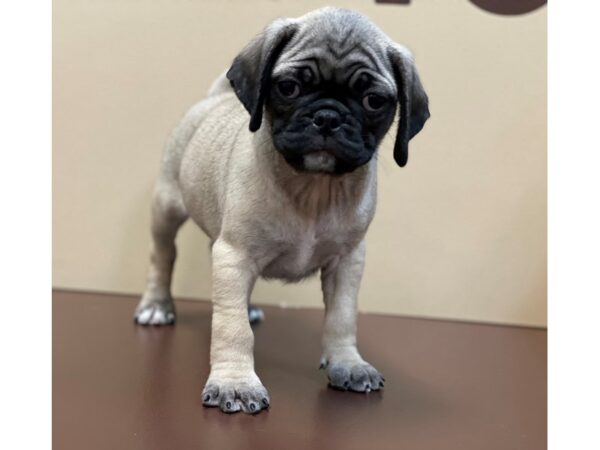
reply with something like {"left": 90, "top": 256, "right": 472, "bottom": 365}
{"left": 250, "top": 403, "right": 256, "bottom": 411}
{"left": 379, "top": 381, "right": 384, "bottom": 388}
{"left": 343, "top": 381, "right": 349, "bottom": 389}
{"left": 204, "top": 394, "right": 210, "bottom": 402}
{"left": 226, "top": 401, "right": 232, "bottom": 409}
{"left": 261, "top": 398, "right": 270, "bottom": 407}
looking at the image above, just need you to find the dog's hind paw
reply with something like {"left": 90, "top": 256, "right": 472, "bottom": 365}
{"left": 134, "top": 301, "right": 176, "bottom": 326}
{"left": 248, "top": 304, "right": 265, "bottom": 324}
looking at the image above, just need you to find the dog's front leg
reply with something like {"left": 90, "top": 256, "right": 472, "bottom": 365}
{"left": 320, "top": 240, "right": 385, "bottom": 392}
{"left": 201, "top": 239, "right": 269, "bottom": 414}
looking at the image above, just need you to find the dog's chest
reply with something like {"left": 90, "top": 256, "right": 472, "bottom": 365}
{"left": 258, "top": 171, "right": 375, "bottom": 281}
{"left": 260, "top": 220, "right": 363, "bottom": 281}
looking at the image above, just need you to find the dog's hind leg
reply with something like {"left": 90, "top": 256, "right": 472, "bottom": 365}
{"left": 134, "top": 179, "right": 188, "bottom": 325}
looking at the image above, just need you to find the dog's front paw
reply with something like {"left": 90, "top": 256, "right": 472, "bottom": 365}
{"left": 202, "top": 374, "right": 270, "bottom": 414}
{"left": 322, "top": 360, "right": 385, "bottom": 393}
{"left": 134, "top": 300, "right": 175, "bottom": 326}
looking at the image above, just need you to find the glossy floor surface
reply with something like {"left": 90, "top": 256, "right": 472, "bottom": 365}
{"left": 53, "top": 290, "right": 546, "bottom": 450}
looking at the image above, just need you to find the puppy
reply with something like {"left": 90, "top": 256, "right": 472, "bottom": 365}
{"left": 134, "top": 7, "right": 429, "bottom": 414}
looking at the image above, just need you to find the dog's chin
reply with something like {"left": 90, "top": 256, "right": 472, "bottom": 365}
{"left": 275, "top": 145, "right": 373, "bottom": 175}
{"left": 282, "top": 151, "right": 369, "bottom": 175}
{"left": 302, "top": 151, "right": 337, "bottom": 173}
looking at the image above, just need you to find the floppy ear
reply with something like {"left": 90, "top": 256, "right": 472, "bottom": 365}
{"left": 388, "top": 46, "right": 430, "bottom": 167}
{"left": 226, "top": 19, "right": 298, "bottom": 132}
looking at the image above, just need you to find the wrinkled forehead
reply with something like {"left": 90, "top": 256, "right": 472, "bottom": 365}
{"left": 273, "top": 29, "right": 396, "bottom": 91}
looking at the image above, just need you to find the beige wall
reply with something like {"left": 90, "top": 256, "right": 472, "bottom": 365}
{"left": 53, "top": 0, "right": 547, "bottom": 326}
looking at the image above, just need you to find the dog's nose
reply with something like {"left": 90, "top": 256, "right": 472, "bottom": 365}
{"left": 312, "top": 109, "right": 341, "bottom": 133}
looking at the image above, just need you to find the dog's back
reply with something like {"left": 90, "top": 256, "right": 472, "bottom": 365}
{"left": 155, "top": 73, "right": 252, "bottom": 239}
{"left": 158, "top": 73, "right": 240, "bottom": 189}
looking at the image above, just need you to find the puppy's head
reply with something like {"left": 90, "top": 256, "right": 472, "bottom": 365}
{"left": 227, "top": 7, "right": 430, "bottom": 174}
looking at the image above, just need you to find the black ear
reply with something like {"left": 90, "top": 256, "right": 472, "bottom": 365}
{"left": 226, "top": 20, "right": 298, "bottom": 132}
{"left": 388, "top": 46, "right": 430, "bottom": 167}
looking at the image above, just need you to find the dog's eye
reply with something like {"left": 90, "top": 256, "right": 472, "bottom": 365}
{"left": 277, "top": 80, "right": 300, "bottom": 99}
{"left": 362, "top": 94, "right": 386, "bottom": 112}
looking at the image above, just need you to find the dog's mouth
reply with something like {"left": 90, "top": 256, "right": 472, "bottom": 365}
{"left": 273, "top": 133, "right": 374, "bottom": 175}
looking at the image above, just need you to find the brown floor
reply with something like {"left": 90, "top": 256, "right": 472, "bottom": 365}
{"left": 53, "top": 289, "right": 546, "bottom": 450}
